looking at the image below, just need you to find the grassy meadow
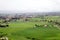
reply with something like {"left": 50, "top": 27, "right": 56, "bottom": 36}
{"left": 0, "top": 16, "right": 60, "bottom": 40}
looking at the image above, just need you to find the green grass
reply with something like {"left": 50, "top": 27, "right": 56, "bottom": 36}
{"left": 0, "top": 16, "right": 60, "bottom": 40}
{"left": 11, "top": 24, "right": 60, "bottom": 40}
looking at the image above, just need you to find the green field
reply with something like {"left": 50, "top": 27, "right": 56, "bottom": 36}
{"left": 0, "top": 16, "right": 60, "bottom": 40}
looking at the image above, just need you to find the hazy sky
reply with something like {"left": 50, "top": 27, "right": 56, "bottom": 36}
{"left": 0, "top": 0, "right": 60, "bottom": 13}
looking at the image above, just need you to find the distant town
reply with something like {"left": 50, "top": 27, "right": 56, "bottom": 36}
{"left": 0, "top": 12, "right": 60, "bottom": 19}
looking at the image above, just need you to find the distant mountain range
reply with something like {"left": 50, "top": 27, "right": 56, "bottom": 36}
{"left": 0, "top": 11, "right": 60, "bottom": 16}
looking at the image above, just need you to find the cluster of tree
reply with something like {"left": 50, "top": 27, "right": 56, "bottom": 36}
{"left": 47, "top": 20, "right": 60, "bottom": 26}
{"left": 34, "top": 24, "right": 48, "bottom": 28}
{"left": 0, "top": 32, "right": 8, "bottom": 40}
{"left": 0, "top": 20, "right": 9, "bottom": 27}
